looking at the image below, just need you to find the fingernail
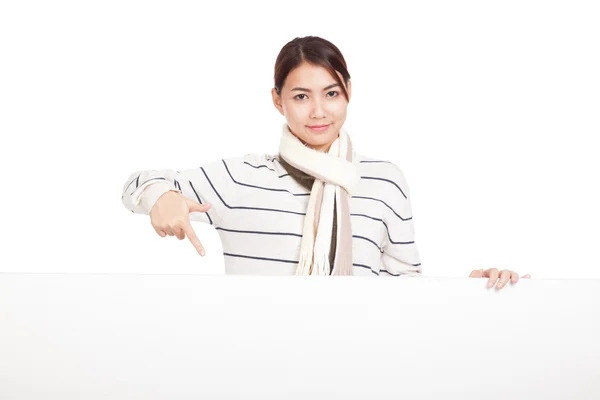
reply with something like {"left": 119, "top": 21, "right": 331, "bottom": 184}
{"left": 200, "top": 250, "right": 205, "bottom": 256}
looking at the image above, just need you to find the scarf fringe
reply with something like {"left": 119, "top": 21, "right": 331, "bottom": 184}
{"left": 312, "top": 252, "right": 330, "bottom": 276}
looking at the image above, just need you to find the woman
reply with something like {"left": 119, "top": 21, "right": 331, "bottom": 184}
{"left": 121, "top": 36, "right": 530, "bottom": 289}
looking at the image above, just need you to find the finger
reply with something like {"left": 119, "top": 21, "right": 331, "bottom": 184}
{"left": 495, "top": 270, "right": 512, "bottom": 289}
{"left": 166, "top": 216, "right": 186, "bottom": 238}
{"left": 152, "top": 224, "right": 167, "bottom": 238}
{"left": 188, "top": 201, "right": 212, "bottom": 213}
{"left": 181, "top": 221, "right": 205, "bottom": 256}
{"left": 174, "top": 226, "right": 186, "bottom": 240}
{"left": 469, "top": 268, "right": 484, "bottom": 278}
{"left": 523, "top": 274, "right": 532, "bottom": 279}
{"left": 165, "top": 227, "right": 175, "bottom": 237}
{"left": 510, "top": 272, "right": 520, "bottom": 285}
{"left": 486, "top": 268, "right": 499, "bottom": 288}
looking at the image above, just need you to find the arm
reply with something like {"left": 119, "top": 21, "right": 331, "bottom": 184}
{"left": 121, "top": 153, "right": 278, "bottom": 228}
{"left": 121, "top": 163, "right": 225, "bottom": 227}
{"left": 379, "top": 165, "right": 422, "bottom": 277}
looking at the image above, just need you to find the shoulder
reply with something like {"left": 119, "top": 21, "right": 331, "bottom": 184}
{"left": 355, "top": 153, "right": 412, "bottom": 200}
{"left": 355, "top": 153, "right": 409, "bottom": 182}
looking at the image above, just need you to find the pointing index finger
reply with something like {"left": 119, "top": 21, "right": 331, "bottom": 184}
{"left": 182, "top": 220, "right": 205, "bottom": 256}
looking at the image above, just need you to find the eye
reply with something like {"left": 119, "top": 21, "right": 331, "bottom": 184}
{"left": 327, "top": 91, "right": 339, "bottom": 97}
{"left": 295, "top": 94, "right": 307, "bottom": 100}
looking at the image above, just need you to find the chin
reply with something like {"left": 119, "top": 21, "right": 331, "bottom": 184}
{"left": 303, "top": 135, "right": 338, "bottom": 152}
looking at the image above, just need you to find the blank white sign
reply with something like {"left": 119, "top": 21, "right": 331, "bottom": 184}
{"left": 1, "top": 273, "right": 599, "bottom": 399}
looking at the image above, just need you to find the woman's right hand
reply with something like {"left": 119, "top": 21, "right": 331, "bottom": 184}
{"left": 149, "top": 190, "right": 212, "bottom": 256}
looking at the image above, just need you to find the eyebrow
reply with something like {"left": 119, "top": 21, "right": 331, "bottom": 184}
{"left": 290, "top": 83, "right": 340, "bottom": 93}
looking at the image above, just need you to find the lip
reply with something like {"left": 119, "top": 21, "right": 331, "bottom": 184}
{"left": 307, "top": 124, "right": 330, "bottom": 132}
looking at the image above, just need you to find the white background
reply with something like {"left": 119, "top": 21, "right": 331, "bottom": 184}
{"left": 1, "top": 0, "right": 598, "bottom": 279}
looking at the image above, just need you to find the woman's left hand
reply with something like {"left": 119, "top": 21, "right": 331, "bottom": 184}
{"left": 468, "top": 268, "right": 531, "bottom": 290}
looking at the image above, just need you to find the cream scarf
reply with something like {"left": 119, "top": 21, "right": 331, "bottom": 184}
{"left": 278, "top": 124, "right": 360, "bottom": 275}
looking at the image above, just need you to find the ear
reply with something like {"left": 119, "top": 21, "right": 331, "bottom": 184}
{"left": 346, "top": 79, "right": 352, "bottom": 102}
{"left": 271, "top": 88, "right": 284, "bottom": 116}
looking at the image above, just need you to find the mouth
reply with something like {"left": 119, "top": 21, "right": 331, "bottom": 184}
{"left": 307, "top": 124, "right": 330, "bottom": 132}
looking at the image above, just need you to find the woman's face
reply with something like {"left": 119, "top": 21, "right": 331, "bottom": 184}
{"left": 272, "top": 62, "right": 351, "bottom": 152}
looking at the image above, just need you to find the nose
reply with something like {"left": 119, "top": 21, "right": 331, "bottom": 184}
{"left": 309, "top": 98, "right": 327, "bottom": 119}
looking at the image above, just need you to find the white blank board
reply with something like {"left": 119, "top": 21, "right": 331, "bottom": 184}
{"left": 1, "top": 273, "right": 599, "bottom": 399}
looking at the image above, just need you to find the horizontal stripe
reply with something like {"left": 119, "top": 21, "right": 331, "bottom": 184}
{"left": 360, "top": 176, "right": 407, "bottom": 199}
{"left": 350, "top": 213, "right": 415, "bottom": 245}
{"left": 380, "top": 264, "right": 421, "bottom": 275}
{"left": 244, "top": 161, "right": 275, "bottom": 172}
{"left": 352, "top": 235, "right": 383, "bottom": 253}
{"left": 353, "top": 263, "right": 379, "bottom": 276}
{"left": 201, "top": 167, "right": 307, "bottom": 216}
{"left": 244, "top": 161, "right": 290, "bottom": 178}
{"left": 359, "top": 160, "right": 390, "bottom": 164}
{"left": 216, "top": 227, "right": 302, "bottom": 237}
{"left": 224, "top": 160, "right": 310, "bottom": 196}
{"left": 224, "top": 253, "right": 379, "bottom": 276}
{"left": 223, "top": 252, "right": 298, "bottom": 264}
{"left": 352, "top": 196, "right": 412, "bottom": 221}
{"left": 215, "top": 226, "right": 384, "bottom": 253}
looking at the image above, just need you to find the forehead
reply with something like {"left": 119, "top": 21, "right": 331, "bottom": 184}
{"left": 284, "top": 62, "right": 339, "bottom": 88}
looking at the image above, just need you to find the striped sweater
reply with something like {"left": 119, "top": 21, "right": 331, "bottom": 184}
{"left": 121, "top": 153, "right": 422, "bottom": 277}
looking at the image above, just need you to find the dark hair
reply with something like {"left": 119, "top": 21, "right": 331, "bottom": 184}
{"left": 273, "top": 36, "right": 351, "bottom": 101}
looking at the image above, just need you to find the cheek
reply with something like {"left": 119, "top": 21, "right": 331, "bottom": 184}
{"left": 329, "top": 99, "right": 347, "bottom": 113}
{"left": 287, "top": 104, "right": 309, "bottom": 121}
{"left": 331, "top": 104, "right": 347, "bottom": 120}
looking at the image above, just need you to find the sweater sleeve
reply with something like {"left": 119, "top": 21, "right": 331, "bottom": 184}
{"left": 120, "top": 158, "right": 237, "bottom": 227}
{"left": 379, "top": 164, "right": 422, "bottom": 277}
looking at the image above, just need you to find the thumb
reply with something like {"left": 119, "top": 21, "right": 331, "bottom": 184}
{"left": 187, "top": 199, "right": 211, "bottom": 212}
